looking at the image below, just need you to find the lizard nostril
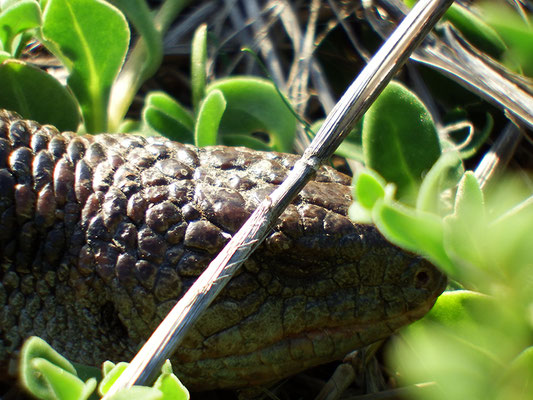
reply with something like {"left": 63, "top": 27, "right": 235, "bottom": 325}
{"left": 414, "top": 269, "right": 430, "bottom": 287}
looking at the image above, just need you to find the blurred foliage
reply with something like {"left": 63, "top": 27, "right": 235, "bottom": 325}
{"left": 20, "top": 337, "right": 189, "bottom": 400}
{"left": 350, "top": 78, "right": 533, "bottom": 399}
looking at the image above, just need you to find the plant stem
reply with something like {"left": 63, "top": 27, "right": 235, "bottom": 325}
{"left": 108, "top": 0, "right": 191, "bottom": 131}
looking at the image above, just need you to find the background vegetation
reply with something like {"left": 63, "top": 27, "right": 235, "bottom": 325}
{"left": 0, "top": 0, "right": 532, "bottom": 399}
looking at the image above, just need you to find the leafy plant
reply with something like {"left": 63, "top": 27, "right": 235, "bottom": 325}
{"left": 3, "top": 1, "right": 530, "bottom": 398}
{"left": 0, "top": 0, "right": 297, "bottom": 151}
{"left": 20, "top": 336, "right": 189, "bottom": 400}
{"left": 349, "top": 80, "right": 533, "bottom": 399}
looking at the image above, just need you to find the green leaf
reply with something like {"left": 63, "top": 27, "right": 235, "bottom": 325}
{"left": 363, "top": 81, "right": 441, "bottom": 205}
{"left": 117, "top": 118, "right": 140, "bottom": 133}
{"left": 194, "top": 89, "right": 226, "bottom": 147}
{"left": 416, "top": 151, "right": 463, "bottom": 214}
{"left": 0, "top": 49, "right": 9, "bottom": 61}
{"left": 391, "top": 290, "right": 528, "bottom": 400}
{"left": 392, "top": 289, "right": 531, "bottom": 400}
{"left": 444, "top": 3, "right": 507, "bottom": 58}
{"left": 353, "top": 170, "right": 387, "bottom": 210}
{"left": 419, "top": 290, "right": 491, "bottom": 329}
{"left": 71, "top": 362, "right": 101, "bottom": 387}
{"left": 206, "top": 77, "right": 296, "bottom": 152}
{"left": 142, "top": 91, "right": 194, "bottom": 142}
{"left": 107, "top": 0, "right": 188, "bottom": 131}
{"left": 20, "top": 337, "right": 79, "bottom": 400}
{"left": 442, "top": 173, "right": 489, "bottom": 286}
{"left": 30, "top": 358, "right": 97, "bottom": 400}
{"left": 106, "top": 387, "right": 162, "bottom": 400}
{"left": 454, "top": 171, "right": 484, "bottom": 222}
{"left": 0, "top": 0, "right": 40, "bottom": 54}
{"left": 191, "top": 23, "right": 207, "bottom": 113}
{"left": 102, "top": 361, "right": 116, "bottom": 378}
{"left": 152, "top": 360, "right": 189, "bottom": 400}
{"left": 98, "top": 362, "right": 128, "bottom": 396}
{"left": 402, "top": 1, "right": 506, "bottom": 58}
{"left": 0, "top": 60, "right": 80, "bottom": 130}
{"left": 484, "top": 194, "right": 533, "bottom": 295}
{"left": 481, "top": 2, "right": 533, "bottom": 76}
{"left": 498, "top": 346, "right": 533, "bottom": 399}
{"left": 372, "top": 200, "right": 457, "bottom": 276}
{"left": 42, "top": 0, "right": 129, "bottom": 132}
{"left": 348, "top": 201, "right": 373, "bottom": 224}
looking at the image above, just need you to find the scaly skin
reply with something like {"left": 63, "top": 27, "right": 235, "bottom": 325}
{"left": 0, "top": 110, "right": 446, "bottom": 390}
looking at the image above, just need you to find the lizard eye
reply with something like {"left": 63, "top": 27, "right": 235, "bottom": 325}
{"left": 414, "top": 268, "right": 430, "bottom": 288}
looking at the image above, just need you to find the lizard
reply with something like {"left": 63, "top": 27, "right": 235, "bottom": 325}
{"left": 0, "top": 109, "right": 446, "bottom": 390}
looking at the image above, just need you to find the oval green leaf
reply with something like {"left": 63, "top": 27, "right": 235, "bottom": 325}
{"left": 499, "top": 346, "right": 533, "bottom": 399}
{"left": 363, "top": 81, "right": 441, "bottom": 205}
{"left": 372, "top": 200, "right": 457, "bottom": 275}
{"left": 20, "top": 336, "right": 78, "bottom": 400}
{"left": 42, "top": 0, "right": 129, "bottom": 132}
{"left": 420, "top": 290, "right": 491, "bottom": 328}
{"left": 98, "top": 362, "right": 129, "bottom": 396}
{"left": 194, "top": 89, "right": 226, "bottom": 147}
{"left": 152, "top": 360, "right": 189, "bottom": 400}
{"left": 454, "top": 171, "right": 484, "bottom": 222}
{"left": 30, "top": 358, "right": 97, "bottom": 400}
{"left": 353, "top": 169, "right": 387, "bottom": 210}
{"left": 481, "top": 2, "right": 533, "bottom": 76}
{"left": 0, "top": 0, "right": 41, "bottom": 54}
{"left": 0, "top": 60, "right": 80, "bottom": 130}
{"left": 142, "top": 91, "right": 194, "bottom": 142}
{"left": 206, "top": 77, "right": 296, "bottom": 152}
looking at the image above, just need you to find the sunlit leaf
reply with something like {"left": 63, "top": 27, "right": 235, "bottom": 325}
{"left": 106, "top": 386, "right": 162, "bottom": 400}
{"left": 194, "top": 89, "right": 226, "bottom": 147}
{"left": 152, "top": 360, "right": 189, "bottom": 400}
{"left": 416, "top": 151, "right": 463, "bottom": 214}
{"left": 98, "top": 362, "right": 128, "bottom": 396}
{"left": 206, "top": 77, "right": 296, "bottom": 152}
{"left": 391, "top": 290, "right": 531, "bottom": 400}
{"left": 311, "top": 118, "right": 364, "bottom": 161}
{"left": 0, "top": 0, "right": 40, "bottom": 54}
{"left": 372, "top": 200, "right": 457, "bottom": 276}
{"left": 0, "top": 60, "right": 80, "bottom": 130}
{"left": 30, "top": 358, "right": 96, "bottom": 400}
{"left": 353, "top": 169, "right": 387, "bottom": 210}
{"left": 20, "top": 337, "right": 79, "bottom": 400}
{"left": 42, "top": 0, "right": 129, "bottom": 132}
{"left": 363, "top": 81, "right": 441, "bottom": 204}
{"left": 142, "top": 91, "right": 194, "bottom": 142}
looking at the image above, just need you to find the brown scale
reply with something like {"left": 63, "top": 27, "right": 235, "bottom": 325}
{"left": 0, "top": 109, "right": 446, "bottom": 390}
